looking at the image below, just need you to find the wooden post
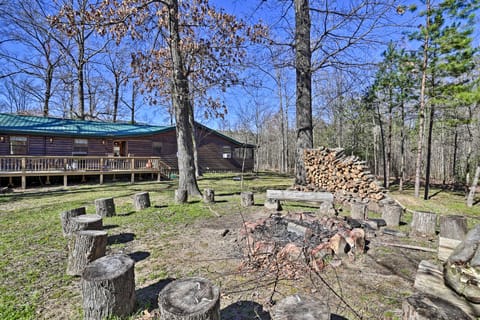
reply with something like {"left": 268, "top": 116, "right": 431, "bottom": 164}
{"left": 60, "top": 207, "right": 86, "bottom": 237}
{"left": 99, "top": 173, "right": 103, "bottom": 185}
{"left": 203, "top": 188, "right": 215, "bottom": 203}
{"left": 241, "top": 191, "right": 254, "bottom": 207}
{"left": 402, "top": 292, "right": 471, "bottom": 320}
{"left": 95, "top": 198, "right": 116, "bottom": 217}
{"left": 133, "top": 192, "right": 151, "bottom": 211}
{"left": 175, "top": 189, "right": 187, "bottom": 203}
{"left": 70, "top": 215, "right": 103, "bottom": 234}
{"left": 272, "top": 294, "right": 330, "bottom": 320}
{"left": 381, "top": 203, "right": 403, "bottom": 226}
{"left": 64, "top": 175, "right": 68, "bottom": 187}
{"left": 131, "top": 173, "right": 135, "bottom": 184}
{"left": 67, "top": 230, "right": 107, "bottom": 276}
{"left": 350, "top": 201, "right": 367, "bottom": 220}
{"left": 81, "top": 254, "right": 135, "bottom": 320}
{"left": 158, "top": 277, "right": 220, "bottom": 320}
{"left": 21, "top": 157, "right": 26, "bottom": 189}
{"left": 411, "top": 211, "right": 437, "bottom": 236}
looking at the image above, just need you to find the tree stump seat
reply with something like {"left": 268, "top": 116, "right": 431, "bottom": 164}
{"left": 240, "top": 191, "right": 254, "bottom": 207}
{"left": 350, "top": 201, "right": 368, "bottom": 220}
{"left": 95, "top": 197, "right": 116, "bottom": 217}
{"left": 381, "top": 203, "right": 403, "bottom": 226}
{"left": 203, "top": 188, "right": 215, "bottom": 203}
{"left": 81, "top": 254, "right": 135, "bottom": 320}
{"left": 69, "top": 214, "right": 103, "bottom": 235}
{"left": 60, "top": 207, "right": 86, "bottom": 237}
{"left": 134, "top": 192, "right": 151, "bottom": 210}
{"left": 67, "top": 230, "right": 107, "bottom": 276}
{"left": 158, "top": 277, "right": 220, "bottom": 320}
{"left": 411, "top": 211, "right": 437, "bottom": 236}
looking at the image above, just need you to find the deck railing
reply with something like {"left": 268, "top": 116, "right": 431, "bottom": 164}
{"left": 0, "top": 155, "right": 172, "bottom": 189}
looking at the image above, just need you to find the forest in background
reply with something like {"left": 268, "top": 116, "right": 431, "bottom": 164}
{"left": 0, "top": 0, "right": 479, "bottom": 198}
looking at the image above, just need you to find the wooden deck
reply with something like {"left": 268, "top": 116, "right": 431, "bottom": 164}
{"left": 0, "top": 156, "right": 173, "bottom": 189}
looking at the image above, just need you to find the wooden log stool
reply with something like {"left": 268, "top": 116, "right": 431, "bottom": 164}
{"left": 175, "top": 189, "right": 187, "bottom": 204}
{"left": 272, "top": 294, "right": 330, "bottom": 320}
{"left": 203, "top": 188, "right": 215, "bottom": 203}
{"left": 411, "top": 211, "right": 437, "bottom": 236}
{"left": 382, "top": 202, "right": 403, "bottom": 227}
{"left": 69, "top": 214, "right": 103, "bottom": 235}
{"left": 264, "top": 198, "right": 281, "bottom": 211}
{"left": 158, "top": 277, "right": 220, "bottom": 320}
{"left": 67, "top": 230, "right": 107, "bottom": 276}
{"left": 81, "top": 254, "right": 135, "bottom": 320}
{"left": 95, "top": 197, "right": 116, "bottom": 217}
{"left": 438, "top": 215, "right": 467, "bottom": 261}
{"left": 350, "top": 201, "right": 368, "bottom": 220}
{"left": 134, "top": 192, "right": 151, "bottom": 211}
{"left": 240, "top": 191, "right": 254, "bottom": 207}
{"left": 402, "top": 292, "right": 471, "bottom": 320}
{"left": 60, "top": 207, "right": 86, "bottom": 237}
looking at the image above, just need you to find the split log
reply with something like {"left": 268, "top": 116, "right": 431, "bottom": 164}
{"left": 175, "top": 189, "right": 187, "bottom": 204}
{"left": 382, "top": 203, "right": 403, "bottom": 227}
{"left": 66, "top": 230, "right": 107, "bottom": 276}
{"left": 95, "top": 198, "right": 116, "bottom": 217}
{"left": 133, "top": 192, "right": 151, "bottom": 211}
{"left": 411, "top": 211, "right": 437, "bottom": 236}
{"left": 240, "top": 191, "right": 254, "bottom": 207}
{"left": 81, "top": 254, "right": 135, "bottom": 320}
{"left": 203, "top": 188, "right": 215, "bottom": 203}
{"left": 60, "top": 207, "right": 86, "bottom": 237}
{"left": 350, "top": 201, "right": 367, "bottom": 220}
{"left": 272, "top": 294, "right": 330, "bottom": 320}
{"left": 69, "top": 214, "right": 103, "bottom": 234}
{"left": 402, "top": 292, "right": 471, "bottom": 320}
{"left": 158, "top": 277, "right": 220, "bottom": 320}
{"left": 413, "top": 260, "right": 480, "bottom": 318}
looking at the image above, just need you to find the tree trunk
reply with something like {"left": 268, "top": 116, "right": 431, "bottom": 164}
{"left": 294, "top": 0, "right": 313, "bottom": 186}
{"left": 411, "top": 211, "right": 436, "bottom": 236}
{"left": 402, "top": 292, "right": 471, "bottom": 320}
{"left": 81, "top": 254, "right": 135, "bottom": 320}
{"left": 272, "top": 294, "right": 330, "bottom": 320}
{"left": 175, "top": 189, "right": 188, "bottom": 203}
{"left": 67, "top": 230, "right": 107, "bottom": 276}
{"left": 168, "top": 0, "right": 201, "bottom": 198}
{"left": 399, "top": 92, "right": 406, "bottom": 191}
{"left": 158, "top": 277, "right": 220, "bottom": 320}
{"left": 95, "top": 198, "right": 116, "bottom": 217}
{"left": 60, "top": 207, "right": 86, "bottom": 237}
{"left": 133, "top": 192, "right": 151, "bottom": 211}
{"left": 44, "top": 63, "right": 53, "bottom": 116}
{"left": 467, "top": 166, "right": 479, "bottom": 207}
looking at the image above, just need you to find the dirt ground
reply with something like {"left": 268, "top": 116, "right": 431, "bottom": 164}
{"left": 51, "top": 208, "right": 434, "bottom": 320}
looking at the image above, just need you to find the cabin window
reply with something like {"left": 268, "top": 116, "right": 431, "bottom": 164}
{"left": 10, "top": 136, "right": 27, "bottom": 155}
{"left": 222, "top": 146, "right": 232, "bottom": 158}
{"left": 153, "top": 142, "right": 163, "bottom": 156}
{"left": 73, "top": 138, "right": 88, "bottom": 155}
{"left": 234, "top": 147, "right": 253, "bottom": 159}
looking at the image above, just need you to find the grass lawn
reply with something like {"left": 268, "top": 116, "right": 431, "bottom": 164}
{"left": 0, "top": 172, "right": 479, "bottom": 319}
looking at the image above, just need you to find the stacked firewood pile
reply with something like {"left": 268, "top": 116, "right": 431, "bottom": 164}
{"left": 299, "top": 147, "right": 385, "bottom": 201}
{"left": 238, "top": 212, "right": 366, "bottom": 279}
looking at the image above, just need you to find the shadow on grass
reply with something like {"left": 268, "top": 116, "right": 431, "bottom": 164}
{"left": 136, "top": 278, "right": 175, "bottom": 309}
{"left": 108, "top": 232, "right": 135, "bottom": 245}
{"left": 117, "top": 211, "right": 135, "bottom": 217}
{"left": 221, "top": 300, "right": 271, "bottom": 320}
{"left": 103, "top": 224, "right": 119, "bottom": 230}
{"left": 128, "top": 251, "right": 150, "bottom": 262}
{"left": 154, "top": 205, "right": 169, "bottom": 208}
{"left": 331, "top": 314, "right": 349, "bottom": 320}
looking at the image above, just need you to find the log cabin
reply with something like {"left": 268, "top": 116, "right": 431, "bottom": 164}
{"left": 0, "top": 113, "right": 254, "bottom": 188}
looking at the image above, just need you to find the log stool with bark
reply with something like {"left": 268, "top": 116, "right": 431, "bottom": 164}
{"left": 158, "top": 277, "right": 220, "bottom": 320}
{"left": 272, "top": 294, "right": 330, "bottom": 320}
{"left": 95, "top": 197, "right": 116, "bottom": 217}
{"left": 69, "top": 214, "right": 103, "bottom": 235}
{"left": 175, "top": 189, "right": 187, "bottom": 203}
{"left": 81, "top": 254, "right": 135, "bottom": 320}
{"left": 438, "top": 215, "right": 467, "bottom": 261}
{"left": 350, "top": 201, "right": 368, "bottom": 220}
{"left": 203, "top": 188, "right": 215, "bottom": 203}
{"left": 382, "top": 202, "right": 403, "bottom": 227}
{"left": 411, "top": 211, "right": 437, "bottom": 236}
{"left": 60, "top": 207, "right": 86, "bottom": 237}
{"left": 240, "top": 191, "right": 254, "bottom": 207}
{"left": 402, "top": 292, "right": 471, "bottom": 320}
{"left": 134, "top": 192, "right": 151, "bottom": 211}
{"left": 67, "top": 230, "right": 107, "bottom": 276}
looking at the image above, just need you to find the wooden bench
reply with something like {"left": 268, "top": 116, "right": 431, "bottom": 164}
{"left": 265, "top": 189, "right": 334, "bottom": 211}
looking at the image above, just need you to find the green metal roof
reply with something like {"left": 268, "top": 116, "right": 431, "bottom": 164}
{"left": 0, "top": 113, "right": 172, "bottom": 138}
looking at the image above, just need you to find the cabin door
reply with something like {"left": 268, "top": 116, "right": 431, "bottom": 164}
{"left": 113, "top": 141, "right": 127, "bottom": 156}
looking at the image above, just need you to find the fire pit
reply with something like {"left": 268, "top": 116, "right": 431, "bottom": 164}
{"left": 238, "top": 212, "right": 366, "bottom": 278}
